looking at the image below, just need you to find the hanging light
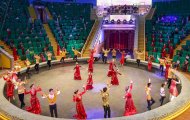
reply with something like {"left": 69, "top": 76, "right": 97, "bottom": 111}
{"left": 105, "top": 20, "right": 109, "bottom": 24}
{"left": 111, "top": 19, "right": 115, "bottom": 24}
{"left": 117, "top": 19, "right": 121, "bottom": 24}
{"left": 123, "top": 19, "right": 127, "bottom": 24}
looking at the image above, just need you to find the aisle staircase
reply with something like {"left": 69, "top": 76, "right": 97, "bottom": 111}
{"left": 146, "top": 7, "right": 156, "bottom": 20}
{"left": 45, "top": 7, "right": 53, "bottom": 20}
{"left": 28, "top": 6, "right": 37, "bottom": 22}
{"left": 137, "top": 16, "right": 146, "bottom": 60}
{"left": 90, "top": 8, "right": 98, "bottom": 20}
{"left": 81, "top": 20, "right": 100, "bottom": 57}
{"left": 15, "top": 59, "right": 26, "bottom": 68}
{"left": 0, "top": 41, "right": 12, "bottom": 55}
{"left": 43, "top": 24, "right": 58, "bottom": 59}
{"left": 0, "top": 41, "right": 25, "bottom": 68}
{"left": 174, "top": 34, "right": 190, "bottom": 55}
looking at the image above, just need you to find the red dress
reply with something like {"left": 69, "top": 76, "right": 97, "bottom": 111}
{"left": 88, "top": 58, "right": 94, "bottom": 73}
{"left": 148, "top": 61, "right": 152, "bottom": 71}
{"left": 86, "top": 74, "right": 93, "bottom": 90}
{"left": 25, "top": 88, "right": 42, "bottom": 114}
{"left": 120, "top": 52, "right": 126, "bottom": 65}
{"left": 169, "top": 47, "right": 174, "bottom": 59}
{"left": 3, "top": 76, "right": 14, "bottom": 98}
{"left": 74, "top": 65, "right": 82, "bottom": 80}
{"left": 165, "top": 64, "right": 170, "bottom": 79}
{"left": 124, "top": 83, "right": 137, "bottom": 116}
{"left": 169, "top": 80, "right": 178, "bottom": 97}
{"left": 111, "top": 70, "right": 121, "bottom": 85}
{"left": 90, "top": 49, "right": 95, "bottom": 60}
{"left": 107, "top": 62, "right": 116, "bottom": 77}
{"left": 162, "top": 50, "right": 166, "bottom": 58}
{"left": 13, "top": 47, "right": 17, "bottom": 61}
{"left": 57, "top": 45, "right": 60, "bottom": 56}
{"left": 73, "top": 90, "right": 87, "bottom": 119}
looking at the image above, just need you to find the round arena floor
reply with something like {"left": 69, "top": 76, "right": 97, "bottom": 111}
{"left": 12, "top": 62, "right": 170, "bottom": 119}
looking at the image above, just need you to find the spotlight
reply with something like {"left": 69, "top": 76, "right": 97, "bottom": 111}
{"left": 129, "top": 19, "right": 133, "bottom": 24}
{"left": 117, "top": 19, "right": 121, "bottom": 24}
{"left": 105, "top": 20, "right": 109, "bottom": 24}
{"left": 111, "top": 19, "right": 115, "bottom": 24}
{"left": 123, "top": 19, "right": 127, "bottom": 24}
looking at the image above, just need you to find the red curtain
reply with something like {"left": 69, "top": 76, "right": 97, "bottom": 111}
{"left": 104, "top": 30, "right": 134, "bottom": 50}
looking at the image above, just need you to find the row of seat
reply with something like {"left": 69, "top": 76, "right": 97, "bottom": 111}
{"left": 46, "top": 2, "right": 94, "bottom": 57}
{"left": 146, "top": 15, "right": 190, "bottom": 63}
{"left": 0, "top": 0, "right": 53, "bottom": 62}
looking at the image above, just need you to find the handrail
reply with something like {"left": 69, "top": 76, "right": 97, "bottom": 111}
{"left": 90, "top": 19, "right": 103, "bottom": 49}
{"left": 146, "top": 6, "right": 156, "bottom": 20}
{"left": 0, "top": 0, "right": 12, "bottom": 36}
{"left": 143, "top": 16, "right": 146, "bottom": 61}
{"left": 81, "top": 20, "right": 97, "bottom": 56}
{"left": 0, "top": 47, "right": 14, "bottom": 69}
{"left": 0, "top": 113, "right": 11, "bottom": 120}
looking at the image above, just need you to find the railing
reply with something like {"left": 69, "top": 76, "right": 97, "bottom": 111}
{"left": 142, "top": 16, "right": 146, "bottom": 60}
{"left": 0, "top": 47, "right": 14, "bottom": 69}
{"left": 146, "top": 6, "right": 156, "bottom": 20}
{"left": 81, "top": 20, "right": 98, "bottom": 56}
{"left": 90, "top": 19, "right": 103, "bottom": 49}
{"left": 134, "top": 15, "right": 139, "bottom": 49}
{"left": 0, "top": 0, "right": 12, "bottom": 36}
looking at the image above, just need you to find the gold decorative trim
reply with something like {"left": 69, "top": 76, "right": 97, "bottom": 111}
{"left": 162, "top": 101, "right": 190, "bottom": 120}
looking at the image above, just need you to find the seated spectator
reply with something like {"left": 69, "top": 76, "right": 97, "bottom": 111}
{"left": 186, "top": 54, "right": 189, "bottom": 61}
{"left": 175, "top": 59, "right": 180, "bottom": 70}
{"left": 182, "top": 60, "right": 189, "bottom": 72}
{"left": 26, "top": 49, "right": 30, "bottom": 56}
{"left": 40, "top": 53, "right": 46, "bottom": 62}
{"left": 175, "top": 27, "right": 179, "bottom": 34}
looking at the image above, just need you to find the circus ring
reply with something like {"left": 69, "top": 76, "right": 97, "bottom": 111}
{"left": 0, "top": 58, "right": 189, "bottom": 120}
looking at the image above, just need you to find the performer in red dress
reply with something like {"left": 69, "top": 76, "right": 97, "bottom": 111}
{"left": 74, "top": 62, "right": 82, "bottom": 80}
{"left": 73, "top": 86, "right": 87, "bottom": 119}
{"left": 165, "top": 61, "right": 171, "bottom": 79}
{"left": 148, "top": 57, "right": 152, "bottom": 71}
{"left": 169, "top": 79, "right": 180, "bottom": 101}
{"left": 111, "top": 69, "right": 122, "bottom": 85}
{"left": 123, "top": 81, "right": 137, "bottom": 116}
{"left": 86, "top": 72, "right": 93, "bottom": 90}
{"left": 169, "top": 46, "right": 174, "bottom": 59}
{"left": 162, "top": 49, "right": 166, "bottom": 58}
{"left": 120, "top": 50, "right": 126, "bottom": 66}
{"left": 3, "top": 72, "right": 15, "bottom": 101}
{"left": 57, "top": 45, "right": 60, "bottom": 56}
{"left": 25, "top": 84, "right": 42, "bottom": 114}
{"left": 13, "top": 47, "right": 18, "bottom": 61}
{"left": 90, "top": 49, "right": 96, "bottom": 60}
{"left": 107, "top": 59, "right": 116, "bottom": 77}
{"left": 87, "top": 58, "right": 94, "bottom": 73}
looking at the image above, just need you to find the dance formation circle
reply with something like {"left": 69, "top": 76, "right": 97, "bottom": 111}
{"left": 10, "top": 62, "right": 172, "bottom": 119}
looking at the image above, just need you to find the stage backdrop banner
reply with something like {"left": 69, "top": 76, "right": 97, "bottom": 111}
{"left": 104, "top": 30, "right": 134, "bottom": 50}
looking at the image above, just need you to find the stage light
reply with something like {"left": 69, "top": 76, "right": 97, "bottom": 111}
{"left": 111, "top": 19, "right": 115, "bottom": 24}
{"left": 123, "top": 19, "right": 127, "bottom": 24}
{"left": 117, "top": 19, "right": 121, "bottom": 24}
{"left": 105, "top": 20, "right": 109, "bottom": 24}
{"left": 129, "top": 19, "right": 133, "bottom": 24}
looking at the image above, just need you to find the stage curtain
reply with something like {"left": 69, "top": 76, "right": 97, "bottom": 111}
{"left": 104, "top": 30, "right": 134, "bottom": 50}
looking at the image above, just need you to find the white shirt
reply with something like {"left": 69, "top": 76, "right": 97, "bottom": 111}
{"left": 160, "top": 87, "right": 165, "bottom": 96}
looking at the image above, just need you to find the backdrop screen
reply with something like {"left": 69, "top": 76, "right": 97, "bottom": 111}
{"left": 97, "top": 0, "right": 152, "bottom": 6}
